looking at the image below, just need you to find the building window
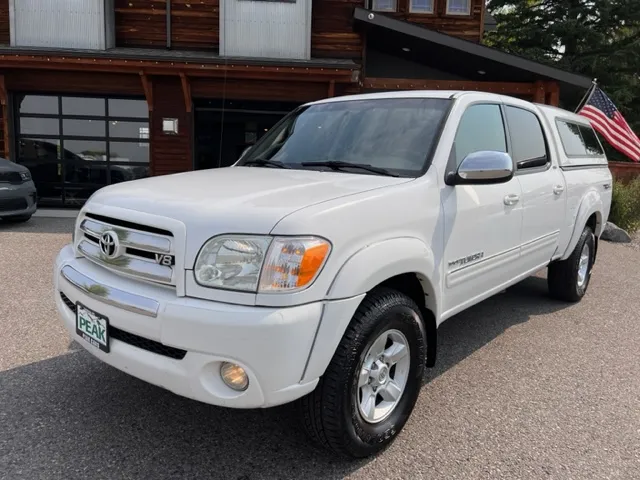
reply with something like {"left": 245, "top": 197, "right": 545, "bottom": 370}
{"left": 446, "top": 0, "right": 471, "bottom": 15}
{"left": 14, "top": 94, "right": 150, "bottom": 208}
{"left": 371, "top": 0, "right": 397, "bottom": 12}
{"left": 410, "top": 0, "right": 434, "bottom": 13}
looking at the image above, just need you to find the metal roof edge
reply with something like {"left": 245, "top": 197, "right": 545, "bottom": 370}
{"left": 353, "top": 7, "right": 592, "bottom": 89}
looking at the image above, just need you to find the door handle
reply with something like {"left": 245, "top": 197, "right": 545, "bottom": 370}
{"left": 504, "top": 194, "right": 520, "bottom": 206}
{"left": 553, "top": 184, "right": 565, "bottom": 195}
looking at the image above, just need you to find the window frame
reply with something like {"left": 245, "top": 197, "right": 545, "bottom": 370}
{"left": 503, "top": 104, "right": 552, "bottom": 175}
{"left": 554, "top": 118, "right": 606, "bottom": 158}
{"left": 446, "top": 101, "right": 510, "bottom": 177}
{"left": 409, "top": 0, "right": 435, "bottom": 14}
{"left": 371, "top": 0, "right": 398, "bottom": 12}
{"left": 12, "top": 93, "right": 151, "bottom": 207}
{"left": 445, "top": 0, "right": 472, "bottom": 16}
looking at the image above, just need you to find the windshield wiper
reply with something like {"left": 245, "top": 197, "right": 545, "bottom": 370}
{"left": 301, "top": 160, "right": 399, "bottom": 177}
{"left": 242, "top": 158, "right": 291, "bottom": 169}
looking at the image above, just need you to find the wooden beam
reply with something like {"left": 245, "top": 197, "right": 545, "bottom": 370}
{"left": 179, "top": 73, "right": 192, "bottom": 113}
{"left": 0, "top": 74, "right": 7, "bottom": 105}
{"left": 328, "top": 80, "right": 335, "bottom": 97}
{"left": 139, "top": 72, "right": 153, "bottom": 112}
{"left": 533, "top": 80, "right": 546, "bottom": 103}
{"left": 545, "top": 81, "right": 560, "bottom": 106}
{"left": 364, "top": 78, "right": 536, "bottom": 95}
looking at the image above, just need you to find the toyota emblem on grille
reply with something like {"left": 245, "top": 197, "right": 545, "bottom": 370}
{"left": 99, "top": 231, "right": 120, "bottom": 259}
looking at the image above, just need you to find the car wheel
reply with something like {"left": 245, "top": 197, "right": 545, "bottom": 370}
{"left": 548, "top": 225, "right": 595, "bottom": 302}
{"left": 1, "top": 214, "right": 32, "bottom": 223}
{"left": 299, "top": 287, "right": 427, "bottom": 458}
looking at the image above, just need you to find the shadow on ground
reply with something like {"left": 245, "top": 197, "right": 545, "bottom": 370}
{"left": 0, "top": 275, "right": 568, "bottom": 480}
{"left": 0, "top": 216, "right": 74, "bottom": 234}
{"left": 426, "top": 274, "right": 564, "bottom": 382}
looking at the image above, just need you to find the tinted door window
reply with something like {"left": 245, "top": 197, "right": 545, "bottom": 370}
{"left": 453, "top": 104, "right": 507, "bottom": 166}
{"left": 505, "top": 106, "right": 548, "bottom": 170}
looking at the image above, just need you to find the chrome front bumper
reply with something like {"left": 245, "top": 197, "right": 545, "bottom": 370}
{"left": 61, "top": 265, "right": 159, "bottom": 318}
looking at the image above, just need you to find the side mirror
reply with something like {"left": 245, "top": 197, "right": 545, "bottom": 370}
{"left": 446, "top": 151, "right": 514, "bottom": 186}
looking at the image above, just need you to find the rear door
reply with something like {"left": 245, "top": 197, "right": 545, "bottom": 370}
{"left": 503, "top": 104, "right": 566, "bottom": 271}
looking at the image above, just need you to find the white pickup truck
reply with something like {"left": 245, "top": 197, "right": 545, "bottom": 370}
{"left": 54, "top": 91, "right": 612, "bottom": 458}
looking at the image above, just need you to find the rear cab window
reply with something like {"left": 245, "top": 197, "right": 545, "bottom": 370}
{"left": 504, "top": 105, "right": 550, "bottom": 172}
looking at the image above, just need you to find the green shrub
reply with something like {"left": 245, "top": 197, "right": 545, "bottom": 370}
{"left": 609, "top": 177, "right": 640, "bottom": 233}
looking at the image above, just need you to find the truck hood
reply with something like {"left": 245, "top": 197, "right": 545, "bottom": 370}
{"left": 89, "top": 166, "right": 412, "bottom": 265}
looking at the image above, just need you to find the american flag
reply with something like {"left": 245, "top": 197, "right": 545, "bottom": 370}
{"left": 577, "top": 86, "right": 640, "bottom": 162}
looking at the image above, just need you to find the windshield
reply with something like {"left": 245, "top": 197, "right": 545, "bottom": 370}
{"left": 237, "top": 97, "right": 451, "bottom": 177}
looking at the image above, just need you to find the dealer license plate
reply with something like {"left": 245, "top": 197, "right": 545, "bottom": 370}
{"left": 76, "top": 303, "right": 110, "bottom": 353}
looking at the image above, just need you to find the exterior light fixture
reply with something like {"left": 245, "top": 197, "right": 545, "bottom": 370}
{"left": 162, "top": 118, "right": 179, "bottom": 135}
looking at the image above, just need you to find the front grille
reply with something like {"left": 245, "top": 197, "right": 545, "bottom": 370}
{"left": 109, "top": 328, "right": 187, "bottom": 360}
{"left": 60, "top": 291, "right": 76, "bottom": 311}
{"left": 77, "top": 213, "right": 176, "bottom": 286}
{"left": 85, "top": 213, "right": 173, "bottom": 237}
{"left": 59, "top": 292, "right": 187, "bottom": 360}
{"left": 0, "top": 197, "right": 28, "bottom": 212}
{"left": 0, "top": 172, "right": 23, "bottom": 184}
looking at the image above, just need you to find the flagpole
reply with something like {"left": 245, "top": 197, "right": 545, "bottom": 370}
{"left": 575, "top": 78, "right": 598, "bottom": 113}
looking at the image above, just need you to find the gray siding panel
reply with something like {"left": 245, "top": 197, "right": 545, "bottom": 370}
{"left": 221, "top": 0, "right": 311, "bottom": 60}
{"left": 10, "top": 0, "right": 115, "bottom": 50}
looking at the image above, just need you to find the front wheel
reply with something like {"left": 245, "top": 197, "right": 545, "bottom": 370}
{"left": 299, "top": 288, "right": 427, "bottom": 458}
{"left": 548, "top": 226, "right": 595, "bottom": 302}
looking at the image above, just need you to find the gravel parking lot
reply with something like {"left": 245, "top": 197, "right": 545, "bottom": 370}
{"left": 1, "top": 217, "right": 639, "bottom": 480}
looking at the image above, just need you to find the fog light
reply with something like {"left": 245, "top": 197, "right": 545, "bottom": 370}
{"left": 220, "top": 362, "right": 249, "bottom": 391}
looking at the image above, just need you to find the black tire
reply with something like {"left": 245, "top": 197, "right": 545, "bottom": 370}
{"left": 1, "top": 214, "right": 32, "bottom": 223}
{"left": 548, "top": 226, "right": 595, "bottom": 302}
{"left": 299, "top": 287, "right": 427, "bottom": 458}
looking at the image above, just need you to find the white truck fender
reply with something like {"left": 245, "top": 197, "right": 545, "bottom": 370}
{"left": 561, "top": 189, "right": 604, "bottom": 261}
{"left": 326, "top": 237, "right": 438, "bottom": 311}
{"left": 300, "top": 237, "right": 439, "bottom": 383}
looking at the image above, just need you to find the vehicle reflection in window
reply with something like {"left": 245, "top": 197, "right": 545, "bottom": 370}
{"left": 17, "top": 138, "right": 149, "bottom": 207}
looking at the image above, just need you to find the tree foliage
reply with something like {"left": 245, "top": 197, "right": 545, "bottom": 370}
{"left": 485, "top": 0, "right": 640, "bottom": 160}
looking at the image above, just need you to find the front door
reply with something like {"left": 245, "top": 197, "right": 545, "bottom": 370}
{"left": 441, "top": 102, "right": 524, "bottom": 317}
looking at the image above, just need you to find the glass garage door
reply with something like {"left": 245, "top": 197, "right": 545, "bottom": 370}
{"left": 13, "top": 94, "right": 151, "bottom": 207}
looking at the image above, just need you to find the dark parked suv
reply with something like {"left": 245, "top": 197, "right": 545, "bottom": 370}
{"left": 0, "top": 157, "right": 37, "bottom": 223}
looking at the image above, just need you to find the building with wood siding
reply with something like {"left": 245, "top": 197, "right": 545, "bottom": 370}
{"left": 0, "top": 0, "right": 591, "bottom": 207}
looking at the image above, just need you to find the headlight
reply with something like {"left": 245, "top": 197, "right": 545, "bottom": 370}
{"left": 19, "top": 171, "right": 31, "bottom": 181}
{"left": 194, "top": 235, "right": 331, "bottom": 293}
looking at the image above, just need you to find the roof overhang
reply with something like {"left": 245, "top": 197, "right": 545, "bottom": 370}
{"left": 354, "top": 7, "right": 592, "bottom": 91}
{"left": 0, "top": 46, "right": 360, "bottom": 83}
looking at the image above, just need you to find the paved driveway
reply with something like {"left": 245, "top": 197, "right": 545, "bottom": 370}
{"left": 1, "top": 218, "right": 639, "bottom": 479}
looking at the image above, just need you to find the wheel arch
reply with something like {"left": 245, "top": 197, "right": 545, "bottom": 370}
{"left": 301, "top": 238, "right": 440, "bottom": 383}
{"left": 560, "top": 191, "right": 604, "bottom": 261}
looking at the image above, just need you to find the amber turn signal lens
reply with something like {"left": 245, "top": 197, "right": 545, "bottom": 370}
{"left": 297, "top": 242, "right": 330, "bottom": 287}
